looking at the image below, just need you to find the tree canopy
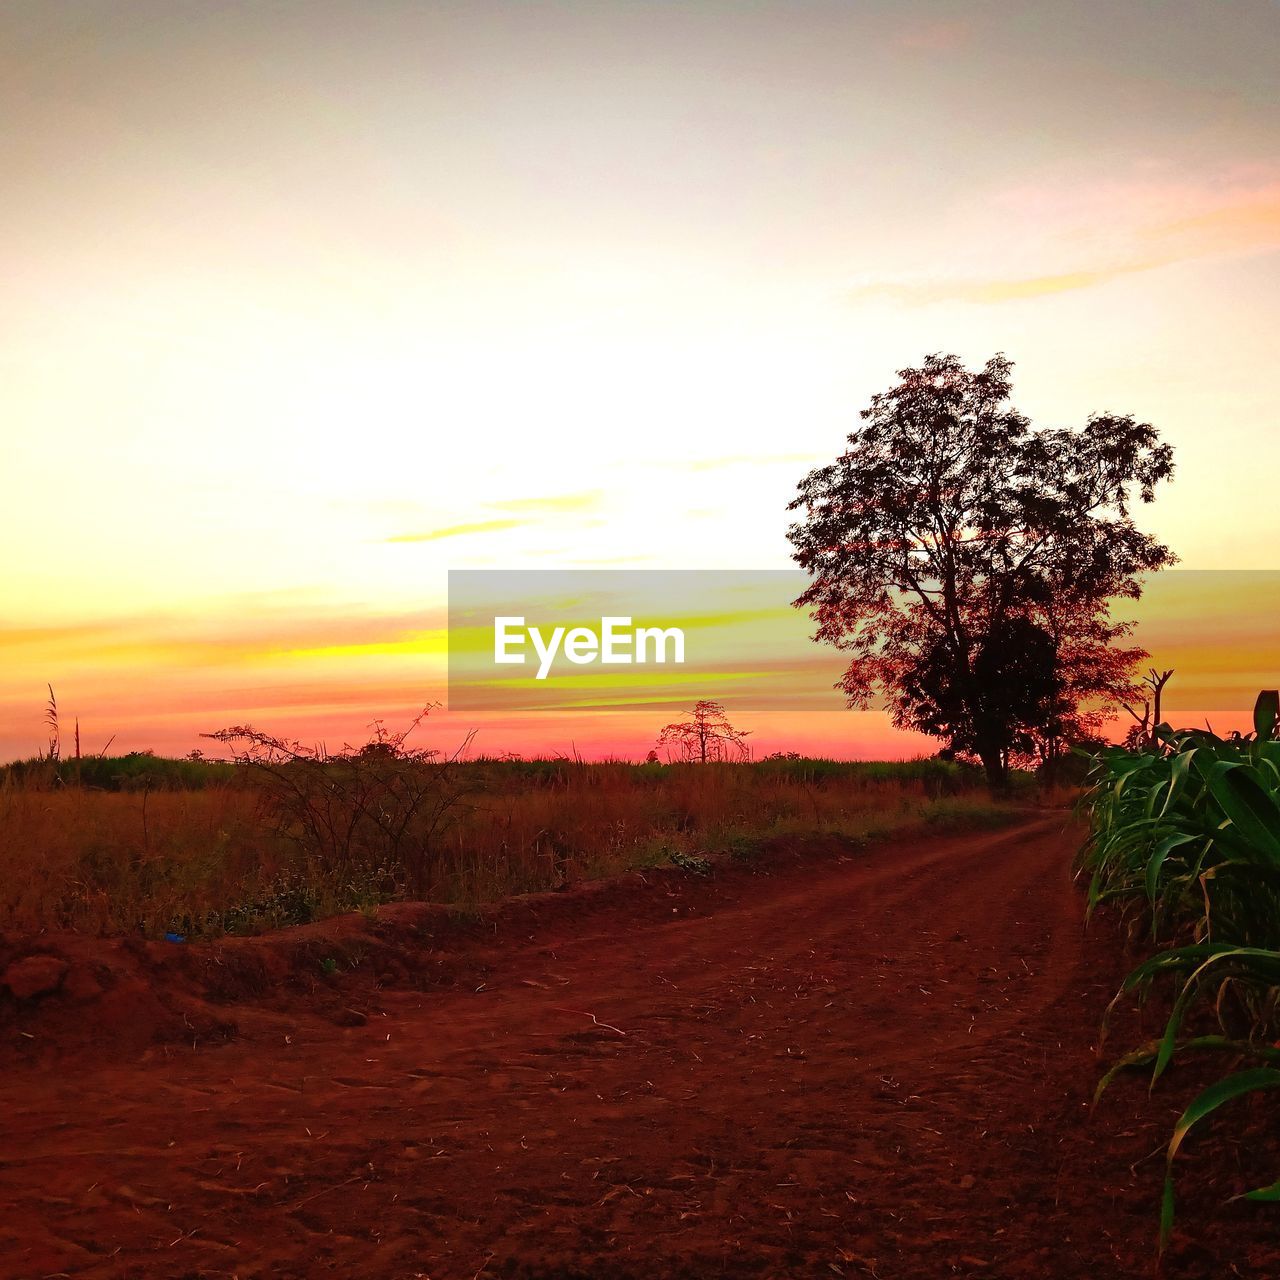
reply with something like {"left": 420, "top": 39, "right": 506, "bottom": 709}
{"left": 787, "top": 353, "right": 1175, "bottom": 788}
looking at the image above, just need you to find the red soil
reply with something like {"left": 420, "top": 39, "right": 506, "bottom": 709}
{"left": 2, "top": 818, "right": 1278, "bottom": 1279}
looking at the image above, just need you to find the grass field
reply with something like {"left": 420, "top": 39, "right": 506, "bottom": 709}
{"left": 0, "top": 755, "right": 1022, "bottom": 939}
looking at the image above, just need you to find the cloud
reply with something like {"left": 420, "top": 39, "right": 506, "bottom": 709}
{"left": 851, "top": 178, "right": 1280, "bottom": 307}
{"left": 851, "top": 261, "right": 1165, "bottom": 305}
{"left": 490, "top": 490, "right": 603, "bottom": 514}
{"left": 385, "top": 518, "right": 524, "bottom": 543}
{"left": 382, "top": 492, "right": 603, "bottom": 543}
{"left": 0, "top": 607, "right": 448, "bottom": 669}
{"left": 1146, "top": 192, "right": 1280, "bottom": 254}
{"left": 0, "top": 621, "right": 125, "bottom": 650}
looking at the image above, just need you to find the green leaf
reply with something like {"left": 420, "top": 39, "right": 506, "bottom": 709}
{"left": 1146, "top": 833, "right": 1196, "bottom": 908}
{"left": 1237, "top": 1177, "right": 1280, "bottom": 1203}
{"left": 1121, "top": 942, "right": 1230, "bottom": 991}
{"left": 1159, "top": 750, "right": 1197, "bottom": 817}
{"left": 1162, "top": 1067, "right": 1280, "bottom": 1246}
{"left": 1205, "top": 764, "right": 1280, "bottom": 861}
{"left": 1150, "top": 951, "right": 1280, "bottom": 1082}
{"left": 1255, "top": 690, "right": 1279, "bottom": 742}
{"left": 1160, "top": 1174, "right": 1176, "bottom": 1251}
{"left": 1168, "top": 1068, "right": 1280, "bottom": 1164}
{"left": 1096, "top": 1035, "right": 1280, "bottom": 1105}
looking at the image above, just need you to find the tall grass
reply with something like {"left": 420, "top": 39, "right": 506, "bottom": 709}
{"left": 1080, "top": 691, "right": 1280, "bottom": 1245}
{"left": 0, "top": 757, "right": 1016, "bottom": 939}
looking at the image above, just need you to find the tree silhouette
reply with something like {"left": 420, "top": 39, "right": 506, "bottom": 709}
{"left": 656, "top": 700, "right": 751, "bottom": 763}
{"left": 787, "top": 353, "right": 1175, "bottom": 789}
{"left": 1121, "top": 667, "right": 1175, "bottom": 750}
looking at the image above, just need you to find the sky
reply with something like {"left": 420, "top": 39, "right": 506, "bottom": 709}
{"left": 2, "top": 1, "right": 1278, "bottom": 760}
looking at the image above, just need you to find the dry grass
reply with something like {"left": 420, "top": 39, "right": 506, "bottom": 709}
{"left": 0, "top": 760, "right": 1024, "bottom": 939}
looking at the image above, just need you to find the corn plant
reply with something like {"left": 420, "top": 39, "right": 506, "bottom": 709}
{"left": 1081, "top": 690, "right": 1280, "bottom": 1247}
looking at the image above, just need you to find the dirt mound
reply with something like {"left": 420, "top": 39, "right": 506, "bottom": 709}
{"left": 0, "top": 829, "right": 872, "bottom": 1061}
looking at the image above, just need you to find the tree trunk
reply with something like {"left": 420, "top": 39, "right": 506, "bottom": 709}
{"left": 978, "top": 745, "right": 1009, "bottom": 795}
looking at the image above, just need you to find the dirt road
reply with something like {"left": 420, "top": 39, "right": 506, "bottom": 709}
{"left": 3, "top": 818, "right": 1276, "bottom": 1279}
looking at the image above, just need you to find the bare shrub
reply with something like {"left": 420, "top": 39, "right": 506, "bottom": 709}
{"left": 204, "top": 710, "right": 478, "bottom": 898}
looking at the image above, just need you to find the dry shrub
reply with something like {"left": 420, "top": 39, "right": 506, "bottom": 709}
{"left": 205, "top": 714, "right": 478, "bottom": 899}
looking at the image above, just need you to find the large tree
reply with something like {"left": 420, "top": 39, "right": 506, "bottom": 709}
{"left": 787, "top": 353, "right": 1175, "bottom": 789}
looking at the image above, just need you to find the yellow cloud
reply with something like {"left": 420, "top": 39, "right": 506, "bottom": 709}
{"left": 0, "top": 609, "right": 446, "bottom": 673}
{"left": 277, "top": 630, "right": 446, "bottom": 661}
{"left": 490, "top": 490, "right": 603, "bottom": 513}
{"left": 851, "top": 261, "right": 1164, "bottom": 306}
{"left": 385, "top": 518, "right": 524, "bottom": 543}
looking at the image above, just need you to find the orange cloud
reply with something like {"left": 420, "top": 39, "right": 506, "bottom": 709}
{"left": 852, "top": 181, "right": 1280, "bottom": 306}
{"left": 852, "top": 261, "right": 1164, "bottom": 305}
{"left": 1145, "top": 193, "right": 1280, "bottom": 254}
{"left": 0, "top": 621, "right": 129, "bottom": 650}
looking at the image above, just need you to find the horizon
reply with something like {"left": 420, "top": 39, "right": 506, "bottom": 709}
{"left": 7, "top": 570, "right": 1278, "bottom": 765}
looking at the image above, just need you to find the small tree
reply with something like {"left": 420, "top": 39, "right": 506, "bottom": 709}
{"left": 788, "top": 353, "right": 1175, "bottom": 790}
{"left": 656, "top": 700, "right": 751, "bottom": 763}
{"left": 1121, "top": 667, "right": 1175, "bottom": 750}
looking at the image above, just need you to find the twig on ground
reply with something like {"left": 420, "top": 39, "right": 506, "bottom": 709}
{"left": 552, "top": 1006, "right": 628, "bottom": 1036}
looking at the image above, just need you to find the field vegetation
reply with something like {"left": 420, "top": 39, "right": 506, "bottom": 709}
{"left": 1081, "top": 690, "right": 1280, "bottom": 1244}
{"left": 0, "top": 737, "right": 1020, "bottom": 941}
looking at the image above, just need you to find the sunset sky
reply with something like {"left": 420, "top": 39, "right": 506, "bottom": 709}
{"left": 3, "top": 1, "right": 1278, "bottom": 760}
